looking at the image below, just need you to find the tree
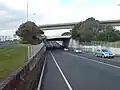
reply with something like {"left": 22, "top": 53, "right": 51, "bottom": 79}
{"left": 61, "top": 32, "right": 71, "bottom": 36}
{"left": 16, "top": 21, "right": 44, "bottom": 45}
{"left": 96, "top": 25, "right": 120, "bottom": 42}
{"left": 71, "top": 17, "right": 100, "bottom": 42}
{"left": 71, "top": 17, "right": 120, "bottom": 42}
{"left": 13, "top": 34, "right": 17, "bottom": 38}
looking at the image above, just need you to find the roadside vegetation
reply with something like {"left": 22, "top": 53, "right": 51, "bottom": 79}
{"left": 61, "top": 32, "right": 71, "bottom": 36}
{"left": 16, "top": 21, "right": 45, "bottom": 45}
{"left": 71, "top": 17, "right": 120, "bottom": 43}
{"left": 0, "top": 46, "right": 28, "bottom": 79}
{"left": 0, "top": 21, "right": 45, "bottom": 82}
{"left": 0, "top": 21, "right": 45, "bottom": 79}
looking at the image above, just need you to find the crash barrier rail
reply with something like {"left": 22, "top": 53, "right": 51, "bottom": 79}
{"left": 0, "top": 42, "right": 46, "bottom": 90}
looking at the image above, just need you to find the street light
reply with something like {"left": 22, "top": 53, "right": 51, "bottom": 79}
{"left": 26, "top": 1, "right": 36, "bottom": 21}
{"left": 117, "top": 4, "right": 120, "bottom": 30}
{"left": 27, "top": 0, "right": 28, "bottom": 21}
{"left": 117, "top": 4, "right": 120, "bottom": 6}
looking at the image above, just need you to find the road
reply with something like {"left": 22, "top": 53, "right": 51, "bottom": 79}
{"left": 41, "top": 41, "right": 120, "bottom": 90}
{"left": 0, "top": 41, "right": 16, "bottom": 48}
{"left": 46, "top": 41, "right": 63, "bottom": 49}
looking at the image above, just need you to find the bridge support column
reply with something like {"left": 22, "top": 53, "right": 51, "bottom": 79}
{"left": 62, "top": 39, "right": 70, "bottom": 48}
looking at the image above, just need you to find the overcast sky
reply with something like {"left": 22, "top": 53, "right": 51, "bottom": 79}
{"left": 0, "top": 0, "right": 120, "bottom": 36}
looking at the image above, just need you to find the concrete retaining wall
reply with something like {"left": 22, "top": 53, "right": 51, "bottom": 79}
{"left": 69, "top": 39, "right": 120, "bottom": 56}
{"left": 109, "top": 47, "right": 120, "bottom": 55}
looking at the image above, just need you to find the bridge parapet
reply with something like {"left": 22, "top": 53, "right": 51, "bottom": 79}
{"left": 39, "top": 19, "right": 120, "bottom": 30}
{"left": 46, "top": 36, "right": 71, "bottom": 41}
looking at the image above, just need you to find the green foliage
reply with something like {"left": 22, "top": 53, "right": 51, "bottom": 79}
{"left": 95, "top": 25, "right": 120, "bottom": 42}
{"left": 13, "top": 39, "right": 18, "bottom": 42}
{"left": 13, "top": 34, "right": 17, "bottom": 38}
{"left": 16, "top": 21, "right": 44, "bottom": 45}
{"left": 19, "top": 38, "right": 42, "bottom": 44}
{"left": 71, "top": 17, "right": 120, "bottom": 42}
{"left": 61, "top": 32, "right": 71, "bottom": 36}
{"left": 19, "top": 39, "right": 29, "bottom": 44}
{"left": 72, "top": 17, "right": 100, "bottom": 42}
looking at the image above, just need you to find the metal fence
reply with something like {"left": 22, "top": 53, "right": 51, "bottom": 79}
{"left": 69, "top": 39, "right": 120, "bottom": 56}
{"left": 28, "top": 42, "right": 44, "bottom": 60}
{"left": 79, "top": 41, "right": 120, "bottom": 48}
{"left": 0, "top": 42, "right": 46, "bottom": 90}
{"left": 79, "top": 41, "right": 120, "bottom": 56}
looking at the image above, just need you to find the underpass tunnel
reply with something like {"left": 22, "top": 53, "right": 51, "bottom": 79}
{"left": 45, "top": 35, "right": 71, "bottom": 50}
{"left": 45, "top": 38, "right": 70, "bottom": 50}
{"left": 45, "top": 40, "right": 64, "bottom": 50}
{"left": 62, "top": 39, "right": 70, "bottom": 48}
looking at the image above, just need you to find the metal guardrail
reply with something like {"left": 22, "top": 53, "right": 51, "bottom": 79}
{"left": 28, "top": 42, "right": 44, "bottom": 60}
{"left": 0, "top": 42, "right": 46, "bottom": 90}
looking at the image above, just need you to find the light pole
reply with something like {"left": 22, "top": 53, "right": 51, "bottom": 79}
{"left": 117, "top": 4, "right": 120, "bottom": 6}
{"left": 26, "top": 1, "right": 36, "bottom": 21}
{"left": 117, "top": 4, "right": 120, "bottom": 30}
{"left": 27, "top": 0, "right": 28, "bottom": 21}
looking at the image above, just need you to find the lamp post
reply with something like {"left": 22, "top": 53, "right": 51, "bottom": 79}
{"left": 117, "top": 4, "right": 120, "bottom": 6}
{"left": 26, "top": 1, "right": 36, "bottom": 21}
{"left": 117, "top": 4, "right": 120, "bottom": 30}
{"left": 27, "top": 0, "right": 28, "bottom": 21}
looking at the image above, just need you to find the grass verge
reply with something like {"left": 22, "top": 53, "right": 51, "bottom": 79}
{"left": 0, "top": 46, "right": 28, "bottom": 79}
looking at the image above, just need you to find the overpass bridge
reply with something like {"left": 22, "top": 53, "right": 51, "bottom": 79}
{"left": 46, "top": 36, "right": 71, "bottom": 48}
{"left": 46, "top": 36, "right": 71, "bottom": 41}
{"left": 39, "top": 20, "right": 120, "bottom": 30}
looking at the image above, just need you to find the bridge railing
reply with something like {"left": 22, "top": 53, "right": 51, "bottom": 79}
{"left": 0, "top": 42, "right": 46, "bottom": 90}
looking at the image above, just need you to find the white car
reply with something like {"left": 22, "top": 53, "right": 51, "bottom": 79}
{"left": 64, "top": 48, "right": 68, "bottom": 51}
{"left": 74, "top": 48, "right": 82, "bottom": 53}
{"left": 95, "top": 48, "right": 114, "bottom": 58}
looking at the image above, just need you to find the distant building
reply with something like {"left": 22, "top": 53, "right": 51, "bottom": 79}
{"left": 0, "top": 36, "right": 12, "bottom": 41}
{"left": 114, "top": 26, "right": 120, "bottom": 31}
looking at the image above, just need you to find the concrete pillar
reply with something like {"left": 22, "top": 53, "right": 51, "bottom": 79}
{"left": 62, "top": 39, "right": 70, "bottom": 48}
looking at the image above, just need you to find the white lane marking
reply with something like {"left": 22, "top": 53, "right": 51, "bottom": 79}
{"left": 84, "top": 52, "right": 118, "bottom": 62}
{"left": 37, "top": 55, "right": 47, "bottom": 90}
{"left": 50, "top": 51, "right": 73, "bottom": 90}
{"left": 50, "top": 41, "right": 53, "bottom": 47}
{"left": 66, "top": 52, "right": 120, "bottom": 69}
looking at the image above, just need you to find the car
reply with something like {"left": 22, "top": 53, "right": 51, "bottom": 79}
{"left": 74, "top": 48, "right": 82, "bottom": 53}
{"left": 94, "top": 48, "right": 114, "bottom": 58}
{"left": 64, "top": 48, "right": 68, "bottom": 51}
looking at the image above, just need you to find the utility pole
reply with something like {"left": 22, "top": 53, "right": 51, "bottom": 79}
{"left": 117, "top": 4, "right": 120, "bottom": 6}
{"left": 27, "top": 0, "right": 28, "bottom": 21}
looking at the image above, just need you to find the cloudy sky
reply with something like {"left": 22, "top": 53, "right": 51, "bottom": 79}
{"left": 0, "top": 0, "right": 120, "bottom": 37}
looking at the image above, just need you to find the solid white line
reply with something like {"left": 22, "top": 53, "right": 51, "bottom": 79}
{"left": 37, "top": 55, "right": 47, "bottom": 90}
{"left": 50, "top": 51, "right": 73, "bottom": 90}
{"left": 50, "top": 41, "right": 53, "bottom": 47}
{"left": 66, "top": 52, "right": 120, "bottom": 69}
{"left": 84, "top": 53, "right": 118, "bottom": 62}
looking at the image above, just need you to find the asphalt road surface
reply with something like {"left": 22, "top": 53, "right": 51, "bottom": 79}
{"left": 41, "top": 41, "right": 120, "bottom": 90}
{"left": 0, "top": 41, "right": 16, "bottom": 48}
{"left": 68, "top": 49, "right": 120, "bottom": 67}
